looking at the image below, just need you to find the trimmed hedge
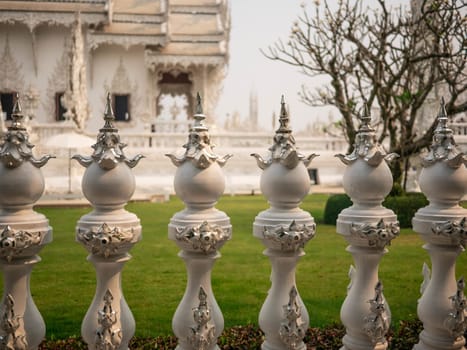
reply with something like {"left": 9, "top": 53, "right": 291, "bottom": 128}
{"left": 383, "top": 193, "right": 428, "bottom": 228}
{"left": 323, "top": 193, "right": 428, "bottom": 228}
{"left": 323, "top": 194, "right": 352, "bottom": 225}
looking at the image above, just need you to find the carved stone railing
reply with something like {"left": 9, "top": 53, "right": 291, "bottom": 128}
{"left": 0, "top": 94, "right": 53, "bottom": 349}
{"left": 167, "top": 93, "right": 232, "bottom": 350}
{"left": 413, "top": 99, "right": 467, "bottom": 350}
{"left": 252, "top": 96, "right": 317, "bottom": 350}
{"left": 336, "top": 102, "right": 399, "bottom": 350}
{"left": 74, "top": 93, "right": 143, "bottom": 349}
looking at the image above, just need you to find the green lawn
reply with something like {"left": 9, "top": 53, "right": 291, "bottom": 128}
{"left": 5, "top": 194, "right": 465, "bottom": 339}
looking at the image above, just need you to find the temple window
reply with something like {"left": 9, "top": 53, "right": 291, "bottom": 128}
{"left": 55, "top": 92, "right": 67, "bottom": 121}
{"left": 112, "top": 94, "right": 130, "bottom": 122}
{"left": 0, "top": 92, "right": 16, "bottom": 120}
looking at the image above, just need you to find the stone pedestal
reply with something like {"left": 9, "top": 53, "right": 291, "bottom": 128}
{"left": 336, "top": 104, "right": 399, "bottom": 350}
{"left": 412, "top": 100, "right": 467, "bottom": 350}
{"left": 74, "top": 93, "right": 143, "bottom": 350}
{"left": 167, "top": 93, "right": 232, "bottom": 350}
{"left": 0, "top": 95, "right": 53, "bottom": 349}
{"left": 252, "top": 97, "right": 317, "bottom": 350}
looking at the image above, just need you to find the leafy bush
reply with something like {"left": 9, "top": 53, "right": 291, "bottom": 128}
{"left": 383, "top": 193, "right": 428, "bottom": 228}
{"left": 323, "top": 193, "right": 428, "bottom": 228}
{"left": 37, "top": 321, "right": 438, "bottom": 349}
{"left": 387, "top": 319, "right": 424, "bottom": 349}
{"left": 323, "top": 194, "right": 352, "bottom": 225}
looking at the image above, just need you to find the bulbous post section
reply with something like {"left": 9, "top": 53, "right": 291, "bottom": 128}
{"left": 0, "top": 94, "right": 53, "bottom": 349}
{"left": 74, "top": 93, "right": 143, "bottom": 350}
{"left": 167, "top": 93, "right": 232, "bottom": 350}
{"left": 412, "top": 99, "right": 467, "bottom": 350}
{"left": 252, "top": 96, "right": 317, "bottom": 350}
{"left": 336, "top": 102, "right": 399, "bottom": 350}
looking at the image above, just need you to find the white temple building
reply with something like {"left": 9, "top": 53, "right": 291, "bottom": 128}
{"left": 0, "top": 0, "right": 229, "bottom": 135}
{"left": 0, "top": 0, "right": 353, "bottom": 196}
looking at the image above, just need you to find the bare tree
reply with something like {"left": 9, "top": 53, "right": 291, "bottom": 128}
{"left": 263, "top": 0, "right": 466, "bottom": 192}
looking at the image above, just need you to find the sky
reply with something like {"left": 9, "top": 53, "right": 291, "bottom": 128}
{"left": 215, "top": 0, "right": 409, "bottom": 133}
{"left": 215, "top": 0, "right": 333, "bottom": 133}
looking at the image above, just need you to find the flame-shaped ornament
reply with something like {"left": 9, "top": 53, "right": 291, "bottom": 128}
{"left": 335, "top": 102, "right": 398, "bottom": 166}
{"left": 166, "top": 93, "right": 232, "bottom": 169}
{"left": 252, "top": 96, "right": 318, "bottom": 170}
{"left": 0, "top": 94, "right": 54, "bottom": 169}
{"left": 73, "top": 93, "right": 144, "bottom": 170}
{"left": 422, "top": 98, "right": 467, "bottom": 169}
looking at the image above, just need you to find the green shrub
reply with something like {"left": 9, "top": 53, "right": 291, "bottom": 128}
{"left": 323, "top": 194, "right": 352, "bottom": 225}
{"left": 323, "top": 192, "right": 428, "bottom": 228}
{"left": 383, "top": 193, "right": 428, "bottom": 228}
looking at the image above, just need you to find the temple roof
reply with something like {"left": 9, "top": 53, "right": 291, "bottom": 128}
{"left": 0, "top": 0, "right": 229, "bottom": 64}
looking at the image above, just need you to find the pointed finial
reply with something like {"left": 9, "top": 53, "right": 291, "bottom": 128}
{"left": 276, "top": 95, "right": 291, "bottom": 133}
{"left": 101, "top": 92, "right": 117, "bottom": 132}
{"left": 192, "top": 92, "right": 208, "bottom": 132}
{"left": 196, "top": 92, "right": 203, "bottom": 115}
{"left": 10, "top": 93, "right": 25, "bottom": 130}
{"left": 358, "top": 100, "right": 373, "bottom": 132}
{"left": 435, "top": 96, "right": 448, "bottom": 132}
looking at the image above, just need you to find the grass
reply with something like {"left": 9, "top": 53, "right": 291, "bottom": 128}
{"left": 3, "top": 194, "right": 465, "bottom": 339}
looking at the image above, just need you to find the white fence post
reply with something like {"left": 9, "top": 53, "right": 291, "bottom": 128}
{"left": 0, "top": 95, "right": 53, "bottom": 349}
{"left": 167, "top": 93, "right": 232, "bottom": 350}
{"left": 336, "top": 104, "right": 400, "bottom": 350}
{"left": 413, "top": 99, "right": 467, "bottom": 350}
{"left": 74, "top": 93, "right": 143, "bottom": 350}
{"left": 252, "top": 97, "right": 318, "bottom": 350}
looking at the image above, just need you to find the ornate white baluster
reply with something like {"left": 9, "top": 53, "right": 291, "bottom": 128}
{"left": 336, "top": 103, "right": 399, "bottom": 350}
{"left": 413, "top": 99, "right": 467, "bottom": 350}
{"left": 0, "top": 95, "right": 53, "bottom": 349}
{"left": 74, "top": 93, "right": 143, "bottom": 350}
{"left": 252, "top": 96, "right": 317, "bottom": 350}
{"left": 167, "top": 93, "right": 232, "bottom": 350}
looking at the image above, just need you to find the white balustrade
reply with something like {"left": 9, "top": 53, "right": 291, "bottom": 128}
{"left": 167, "top": 93, "right": 232, "bottom": 350}
{"left": 2, "top": 91, "right": 466, "bottom": 350}
{"left": 252, "top": 96, "right": 318, "bottom": 350}
{"left": 73, "top": 93, "right": 144, "bottom": 350}
{"left": 0, "top": 95, "right": 54, "bottom": 349}
{"left": 336, "top": 104, "right": 400, "bottom": 350}
{"left": 413, "top": 99, "right": 467, "bottom": 350}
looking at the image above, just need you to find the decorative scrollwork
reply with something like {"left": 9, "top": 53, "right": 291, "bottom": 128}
{"left": 347, "top": 265, "right": 356, "bottom": 294}
{"left": 0, "top": 294, "right": 27, "bottom": 350}
{"left": 263, "top": 220, "right": 316, "bottom": 252}
{"left": 350, "top": 219, "right": 400, "bottom": 248}
{"left": 420, "top": 263, "right": 431, "bottom": 296}
{"left": 175, "top": 221, "right": 231, "bottom": 254}
{"left": 72, "top": 93, "right": 143, "bottom": 170}
{"left": 422, "top": 98, "right": 467, "bottom": 169}
{"left": 95, "top": 289, "right": 122, "bottom": 350}
{"left": 77, "top": 223, "right": 135, "bottom": 258}
{"left": 444, "top": 277, "right": 467, "bottom": 339}
{"left": 432, "top": 218, "right": 467, "bottom": 248}
{"left": 363, "top": 281, "right": 390, "bottom": 345}
{"left": 0, "top": 226, "right": 42, "bottom": 262}
{"left": 279, "top": 286, "right": 307, "bottom": 350}
{"left": 188, "top": 287, "right": 216, "bottom": 350}
{"left": 166, "top": 93, "right": 232, "bottom": 169}
{"left": 0, "top": 95, "right": 53, "bottom": 169}
{"left": 251, "top": 96, "right": 317, "bottom": 170}
{"left": 336, "top": 102, "right": 398, "bottom": 167}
